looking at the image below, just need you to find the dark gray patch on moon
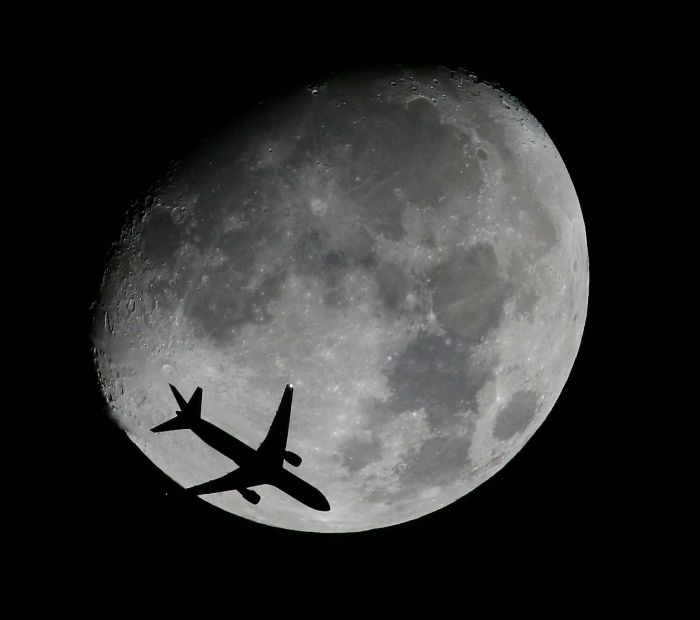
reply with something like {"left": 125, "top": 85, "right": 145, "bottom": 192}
{"left": 365, "top": 433, "right": 473, "bottom": 503}
{"left": 517, "top": 199, "right": 559, "bottom": 251}
{"left": 373, "top": 98, "right": 475, "bottom": 214}
{"left": 218, "top": 226, "right": 264, "bottom": 267}
{"left": 293, "top": 227, "right": 326, "bottom": 265}
{"left": 339, "top": 434, "right": 382, "bottom": 473}
{"left": 515, "top": 288, "right": 539, "bottom": 321}
{"left": 432, "top": 242, "right": 513, "bottom": 340}
{"left": 386, "top": 330, "right": 492, "bottom": 430}
{"left": 374, "top": 262, "right": 411, "bottom": 312}
{"left": 187, "top": 263, "right": 283, "bottom": 343}
{"left": 298, "top": 93, "right": 485, "bottom": 242}
{"left": 142, "top": 207, "right": 185, "bottom": 265}
{"left": 530, "top": 200, "right": 559, "bottom": 249}
{"left": 492, "top": 390, "right": 540, "bottom": 440}
{"left": 291, "top": 219, "right": 375, "bottom": 280}
{"left": 399, "top": 434, "right": 472, "bottom": 490}
{"left": 319, "top": 250, "right": 351, "bottom": 308}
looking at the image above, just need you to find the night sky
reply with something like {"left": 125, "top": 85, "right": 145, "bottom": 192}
{"left": 50, "top": 22, "right": 645, "bottom": 589}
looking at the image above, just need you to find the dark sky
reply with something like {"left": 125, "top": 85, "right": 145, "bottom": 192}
{"left": 53, "top": 22, "right": 645, "bottom": 588}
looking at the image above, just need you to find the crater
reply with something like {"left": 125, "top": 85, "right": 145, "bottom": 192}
{"left": 310, "top": 198, "right": 328, "bottom": 216}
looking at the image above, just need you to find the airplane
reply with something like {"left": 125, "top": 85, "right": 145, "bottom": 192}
{"left": 151, "top": 383, "right": 330, "bottom": 511}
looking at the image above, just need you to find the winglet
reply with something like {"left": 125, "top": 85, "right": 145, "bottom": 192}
{"left": 257, "top": 383, "right": 294, "bottom": 459}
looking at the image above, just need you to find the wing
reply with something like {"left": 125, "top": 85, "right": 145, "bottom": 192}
{"left": 257, "top": 384, "right": 293, "bottom": 460}
{"left": 187, "top": 468, "right": 259, "bottom": 496}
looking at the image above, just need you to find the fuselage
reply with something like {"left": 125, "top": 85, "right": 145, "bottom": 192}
{"left": 189, "top": 418, "right": 330, "bottom": 511}
{"left": 190, "top": 418, "right": 257, "bottom": 467}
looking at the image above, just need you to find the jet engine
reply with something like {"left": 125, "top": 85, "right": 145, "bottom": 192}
{"left": 284, "top": 451, "right": 302, "bottom": 467}
{"left": 239, "top": 488, "right": 261, "bottom": 504}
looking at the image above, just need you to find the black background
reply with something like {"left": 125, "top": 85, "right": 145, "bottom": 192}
{"left": 51, "top": 19, "right": 648, "bottom": 592}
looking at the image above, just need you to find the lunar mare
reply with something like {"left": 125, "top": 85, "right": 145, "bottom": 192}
{"left": 93, "top": 66, "right": 588, "bottom": 532}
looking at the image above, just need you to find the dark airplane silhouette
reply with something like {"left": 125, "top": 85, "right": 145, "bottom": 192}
{"left": 151, "top": 383, "right": 330, "bottom": 511}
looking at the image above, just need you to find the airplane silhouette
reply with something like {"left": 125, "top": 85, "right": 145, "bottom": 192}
{"left": 151, "top": 383, "right": 330, "bottom": 511}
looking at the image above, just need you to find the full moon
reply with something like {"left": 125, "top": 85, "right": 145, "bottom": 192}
{"left": 93, "top": 66, "right": 588, "bottom": 533}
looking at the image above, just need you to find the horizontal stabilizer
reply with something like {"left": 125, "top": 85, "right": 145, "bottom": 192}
{"left": 153, "top": 384, "right": 204, "bottom": 433}
{"left": 151, "top": 416, "right": 191, "bottom": 433}
{"left": 170, "top": 384, "right": 202, "bottom": 418}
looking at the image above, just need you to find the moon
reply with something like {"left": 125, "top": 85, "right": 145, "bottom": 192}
{"left": 92, "top": 66, "right": 588, "bottom": 533}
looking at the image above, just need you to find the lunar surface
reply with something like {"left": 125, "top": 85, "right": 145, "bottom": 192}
{"left": 92, "top": 66, "right": 588, "bottom": 533}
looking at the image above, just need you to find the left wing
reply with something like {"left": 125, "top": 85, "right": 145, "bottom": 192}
{"left": 187, "top": 468, "right": 259, "bottom": 496}
{"left": 257, "top": 384, "right": 294, "bottom": 461}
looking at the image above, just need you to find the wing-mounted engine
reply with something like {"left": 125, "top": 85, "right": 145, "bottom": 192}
{"left": 239, "top": 488, "right": 261, "bottom": 504}
{"left": 284, "top": 451, "right": 302, "bottom": 467}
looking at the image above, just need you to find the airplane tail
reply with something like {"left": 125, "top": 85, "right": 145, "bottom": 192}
{"left": 151, "top": 384, "right": 203, "bottom": 433}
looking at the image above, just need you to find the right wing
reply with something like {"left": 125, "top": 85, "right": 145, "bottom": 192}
{"left": 187, "top": 468, "right": 259, "bottom": 496}
{"left": 257, "top": 384, "right": 294, "bottom": 461}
